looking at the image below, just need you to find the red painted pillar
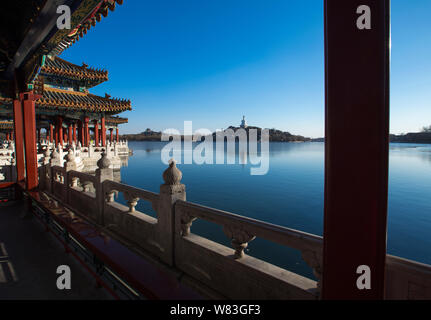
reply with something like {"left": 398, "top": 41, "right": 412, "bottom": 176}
{"left": 50, "top": 124, "right": 54, "bottom": 143}
{"left": 94, "top": 120, "right": 99, "bottom": 147}
{"left": 78, "top": 120, "right": 83, "bottom": 146}
{"left": 11, "top": 131, "right": 14, "bottom": 140}
{"left": 322, "top": 0, "right": 390, "bottom": 299}
{"left": 84, "top": 117, "right": 89, "bottom": 147}
{"left": 57, "top": 116, "right": 63, "bottom": 147}
{"left": 73, "top": 123, "right": 77, "bottom": 145}
{"left": 116, "top": 127, "right": 119, "bottom": 143}
{"left": 13, "top": 99, "right": 25, "bottom": 182}
{"left": 68, "top": 123, "right": 73, "bottom": 145}
{"left": 77, "top": 121, "right": 82, "bottom": 145}
{"left": 101, "top": 117, "right": 106, "bottom": 147}
{"left": 109, "top": 128, "right": 113, "bottom": 143}
{"left": 6, "top": 133, "right": 10, "bottom": 141}
{"left": 20, "top": 92, "right": 40, "bottom": 190}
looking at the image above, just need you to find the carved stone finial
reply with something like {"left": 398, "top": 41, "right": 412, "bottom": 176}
{"left": 65, "top": 149, "right": 75, "bottom": 162}
{"left": 162, "top": 159, "right": 182, "bottom": 185}
{"left": 97, "top": 151, "right": 111, "bottom": 169}
{"left": 51, "top": 148, "right": 59, "bottom": 159}
{"left": 43, "top": 148, "right": 50, "bottom": 158}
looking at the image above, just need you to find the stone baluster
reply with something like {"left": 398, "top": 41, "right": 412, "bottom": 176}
{"left": 123, "top": 192, "right": 139, "bottom": 212}
{"left": 223, "top": 227, "right": 256, "bottom": 259}
{"left": 106, "top": 190, "right": 115, "bottom": 203}
{"left": 180, "top": 213, "right": 196, "bottom": 237}
{"left": 82, "top": 181, "right": 93, "bottom": 193}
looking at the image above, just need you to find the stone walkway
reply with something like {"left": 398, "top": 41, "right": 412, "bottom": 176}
{"left": 0, "top": 200, "right": 112, "bottom": 300}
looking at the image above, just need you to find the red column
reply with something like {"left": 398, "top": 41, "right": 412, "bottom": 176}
{"left": 73, "top": 123, "right": 77, "bottom": 145}
{"left": 78, "top": 120, "right": 83, "bottom": 146}
{"left": 94, "top": 120, "right": 99, "bottom": 147}
{"left": 84, "top": 117, "right": 89, "bottom": 147}
{"left": 57, "top": 116, "right": 63, "bottom": 146}
{"left": 116, "top": 127, "right": 119, "bottom": 142}
{"left": 50, "top": 124, "right": 54, "bottom": 143}
{"left": 101, "top": 117, "right": 106, "bottom": 147}
{"left": 68, "top": 123, "right": 73, "bottom": 145}
{"left": 109, "top": 128, "right": 113, "bottom": 143}
{"left": 20, "top": 92, "right": 40, "bottom": 190}
{"left": 6, "top": 133, "right": 10, "bottom": 141}
{"left": 11, "top": 131, "right": 14, "bottom": 140}
{"left": 322, "top": 0, "right": 390, "bottom": 299}
{"left": 13, "top": 99, "right": 25, "bottom": 182}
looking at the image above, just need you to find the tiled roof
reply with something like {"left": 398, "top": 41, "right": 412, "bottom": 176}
{"left": 0, "top": 121, "right": 13, "bottom": 130}
{"left": 51, "top": 0, "right": 125, "bottom": 56}
{"left": 37, "top": 87, "right": 131, "bottom": 113}
{"left": 106, "top": 116, "right": 128, "bottom": 124}
{"left": 0, "top": 96, "right": 12, "bottom": 104}
{"left": 40, "top": 56, "right": 108, "bottom": 85}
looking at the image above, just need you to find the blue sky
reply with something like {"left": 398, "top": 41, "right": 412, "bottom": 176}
{"left": 61, "top": 0, "right": 431, "bottom": 138}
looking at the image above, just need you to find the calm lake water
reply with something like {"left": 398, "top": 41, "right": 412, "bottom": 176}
{"left": 118, "top": 141, "right": 431, "bottom": 279}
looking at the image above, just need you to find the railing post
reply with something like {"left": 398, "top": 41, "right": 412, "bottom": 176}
{"left": 64, "top": 149, "right": 78, "bottom": 205}
{"left": 95, "top": 152, "right": 113, "bottom": 225}
{"left": 158, "top": 160, "right": 185, "bottom": 266}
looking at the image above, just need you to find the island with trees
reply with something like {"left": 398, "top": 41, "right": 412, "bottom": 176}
{"left": 120, "top": 127, "right": 312, "bottom": 142}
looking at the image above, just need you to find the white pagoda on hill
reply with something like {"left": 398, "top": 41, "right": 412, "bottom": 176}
{"left": 240, "top": 115, "right": 248, "bottom": 129}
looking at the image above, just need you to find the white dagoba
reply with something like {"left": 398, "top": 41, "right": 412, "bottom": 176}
{"left": 240, "top": 115, "right": 248, "bottom": 129}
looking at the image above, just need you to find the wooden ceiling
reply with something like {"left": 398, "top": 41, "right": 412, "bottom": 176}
{"left": 0, "top": 1, "right": 123, "bottom": 96}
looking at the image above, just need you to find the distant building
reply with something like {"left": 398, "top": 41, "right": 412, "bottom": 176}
{"left": 240, "top": 116, "right": 248, "bottom": 129}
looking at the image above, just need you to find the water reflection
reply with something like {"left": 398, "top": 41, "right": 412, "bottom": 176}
{"left": 115, "top": 141, "right": 431, "bottom": 277}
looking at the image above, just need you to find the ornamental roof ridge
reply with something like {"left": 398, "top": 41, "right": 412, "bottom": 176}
{"left": 50, "top": 0, "right": 125, "bottom": 57}
{"left": 41, "top": 56, "right": 109, "bottom": 86}
{"left": 36, "top": 89, "right": 132, "bottom": 113}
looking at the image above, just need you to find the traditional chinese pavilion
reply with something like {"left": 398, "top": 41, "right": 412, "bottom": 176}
{"left": 0, "top": 55, "right": 130, "bottom": 148}
{"left": 0, "top": 0, "right": 129, "bottom": 190}
{"left": 33, "top": 55, "right": 130, "bottom": 148}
